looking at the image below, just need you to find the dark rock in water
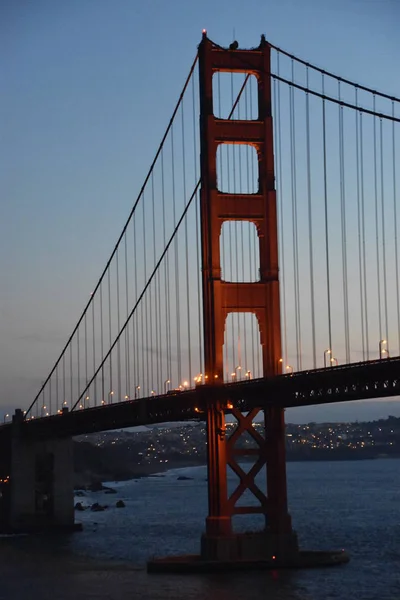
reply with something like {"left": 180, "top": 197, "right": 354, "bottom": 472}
{"left": 177, "top": 475, "right": 193, "bottom": 481}
{"left": 74, "top": 502, "right": 85, "bottom": 511}
{"left": 91, "top": 502, "right": 105, "bottom": 512}
{"left": 75, "top": 490, "right": 86, "bottom": 497}
{"left": 116, "top": 500, "right": 125, "bottom": 508}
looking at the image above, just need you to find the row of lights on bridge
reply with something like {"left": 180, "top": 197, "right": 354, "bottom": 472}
{"left": 2, "top": 340, "right": 392, "bottom": 423}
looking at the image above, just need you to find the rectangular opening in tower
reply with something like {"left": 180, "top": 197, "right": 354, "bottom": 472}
{"left": 216, "top": 144, "right": 258, "bottom": 194}
{"left": 220, "top": 221, "right": 260, "bottom": 282}
{"left": 223, "top": 312, "right": 263, "bottom": 382}
{"left": 212, "top": 72, "right": 258, "bottom": 120}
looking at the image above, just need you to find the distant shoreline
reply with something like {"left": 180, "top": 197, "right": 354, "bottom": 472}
{"left": 76, "top": 454, "right": 400, "bottom": 490}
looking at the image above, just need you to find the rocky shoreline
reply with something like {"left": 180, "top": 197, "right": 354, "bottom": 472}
{"left": 74, "top": 458, "right": 205, "bottom": 491}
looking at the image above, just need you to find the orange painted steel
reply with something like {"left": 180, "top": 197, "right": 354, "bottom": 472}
{"left": 199, "top": 34, "right": 292, "bottom": 536}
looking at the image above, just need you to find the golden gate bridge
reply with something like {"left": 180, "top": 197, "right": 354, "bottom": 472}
{"left": 0, "top": 33, "right": 399, "bottom": 570}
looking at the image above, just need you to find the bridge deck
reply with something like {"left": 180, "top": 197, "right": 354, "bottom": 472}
{"left": 1, "top": 358, "right": 398, "bottom": 439}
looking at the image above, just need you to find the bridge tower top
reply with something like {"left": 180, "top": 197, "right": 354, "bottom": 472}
{"left": 198, "top": 34, "right": 281, "bottom": 381}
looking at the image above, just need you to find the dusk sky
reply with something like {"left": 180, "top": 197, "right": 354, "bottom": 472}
{"left": 1, "top": 0, "right": 400, "bottom": 423}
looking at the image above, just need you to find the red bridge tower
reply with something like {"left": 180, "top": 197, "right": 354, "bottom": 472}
{"left": 199, "top": 33, "right": 298, "bottom": 561}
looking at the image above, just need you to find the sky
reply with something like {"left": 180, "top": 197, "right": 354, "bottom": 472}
{"left": 1, "top": 0, "right": 400, "bottom": 423}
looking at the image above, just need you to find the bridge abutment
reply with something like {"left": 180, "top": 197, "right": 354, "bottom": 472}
{"left": 0, "top": 410, "right": 74, "bottom": 533}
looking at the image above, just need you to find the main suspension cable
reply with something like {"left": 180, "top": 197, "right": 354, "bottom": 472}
{"left": 25, "top": 53, "right": 199, "bottom": 418}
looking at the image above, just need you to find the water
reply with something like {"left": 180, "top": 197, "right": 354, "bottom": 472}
{"left": 0, "top": 459, "right": 399, "bottom": 600}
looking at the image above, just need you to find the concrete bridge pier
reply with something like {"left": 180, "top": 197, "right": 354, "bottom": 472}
{"left": 0, "top": 409, "right": 75, "bottom": 533}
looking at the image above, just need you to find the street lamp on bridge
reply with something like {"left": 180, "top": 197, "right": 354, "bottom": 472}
{"left": 164, "top": 379, "right": 170, "bottom": 394}
{"left": 135, "top": 385, "right": 141, "bottom": 399}
{"left": 233, "top": 365, "right": 242, "bottom": 381}
{"left": 324, "top": 349, "right": 331, "bottom": 368}
{"left": 286, "top": 365, "right": 293, "bottom": 375}
{"left": 379, "top": 339, "right": 389, "bottom": 359}
{"left": 3, "top": 414, "right": 9, "bottom": 423}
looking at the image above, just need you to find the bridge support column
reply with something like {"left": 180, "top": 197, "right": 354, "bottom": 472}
{"left": 200, "top": 401, "right": 297, "bottom": 563}
{"left": 204, "top": 400, "right": 231, "bottom": 537}
{"left": 198, "top": 33, "right": 297, "bottom": 563}
{"left": 0, "top": 410, "right": 75, "bottom": 532}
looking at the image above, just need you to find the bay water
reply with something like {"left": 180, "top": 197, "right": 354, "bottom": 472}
{"left": 0, "top": 459, "right": 399, "bottom": 599}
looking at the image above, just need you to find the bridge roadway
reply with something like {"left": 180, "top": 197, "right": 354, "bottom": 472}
{"left": 1, "top": 357, "right": 399, "bottom": 440}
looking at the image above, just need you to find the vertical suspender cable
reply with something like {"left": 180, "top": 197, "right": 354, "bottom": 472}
{"left": 231, "top": 73, "right": 240, "bottom": 375}
{"left": 77, "top": 326, "right": 80, "bottom": 404}
{"left": 360, "top": 113, "right": 370, "bottom": 359}
{"left": 250, "top": 80, "right": 260, "bottom": 376}
{"left": 161, "top": 149, "right": 171, "bottom": 383}
{"left": 100, "top": 283, "right": 104, "bottom": 402}
{"left": 142, "top": 192, "right": 148, "bottom": 395}
{"left": 247, "top": 80, "right": 255, "bottom": 374}
{"left": 193, "top": 74, "right": 203, "bottom": 378}
{"left": 373, "top": 95, "right": 383, "bottom": 341}
{"left": 276, "top": 53, "right": 288, "bottom": 369}
{"left": 56, "top": 364, "right": 59, "bottom": 411}
{"left": 92, "top": 296, "right": 96, "bottom": 404}
{"left": 380, "top": 118, "right": 389, "bottom": 349}
{"left": 182, "top": 100, "right": 192, "bottom": 384}
{"left": 70, "top": 343, "right": 73, "bottom": 407}
{"left": 392, "top": 102, "right": 400, "bottom": 354}
{"left": 116, "top": 248, "right": 121, "bottom": 400}
{"left": 151, "top": 171, "right": 159, "bottom": 392}
{"left": 243, "top": 73, "right": 248, "bottom": 373}
{"left": 356, "top": 92, "right": 366, "bottom": 360}
{"left": 171, "top": 125, "right": 181, "bottom": 386}
{"left": 306, "top": 67, "right": 316, "bottom": 369}
{"left": 338, "top": 82, "right": 350, "bottom": 363}
{"left": 148, "top": 181, "right": 154, "bottom": 393}
{"left": 84, "top": 311, "right": 88, "bottom": 394}
{"left": 108, "top": 268, "right": 112, "bottom": 397}
{"left": 290, "top": 60, "right": 301, "bottom": 370}
{"left": 132, "top": 206, "right": 138, "bottom": 393}
{"left": 228, "top": 76, "right": 234, "bottom": 376}
{"left": 156, "top": 270, "right": 162, "bottom": 392}
{"left": 322, "top": 73, "right": 333, "bottom": 358}
{"left": 124, "top": 234, "right": 130, "bottom": 397}
{"left": 62, "top": 353, "right": 66, "bottom": 408}
{"left": 217, "top": 74, "right": 228, "bottom": 379}
{"left": 237, "top": 82, "right": 243, "bottom": 375}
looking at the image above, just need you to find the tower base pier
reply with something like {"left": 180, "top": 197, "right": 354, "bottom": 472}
{"left": 200, "top": 529, "right": 299, "bottom": 562}
{"left": 147, "top": 541, "right": 349, "bottom": 573}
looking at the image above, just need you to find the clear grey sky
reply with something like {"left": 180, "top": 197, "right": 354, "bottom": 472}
{"left": 1, "top": 0, "right": 399, "bottom": 422}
